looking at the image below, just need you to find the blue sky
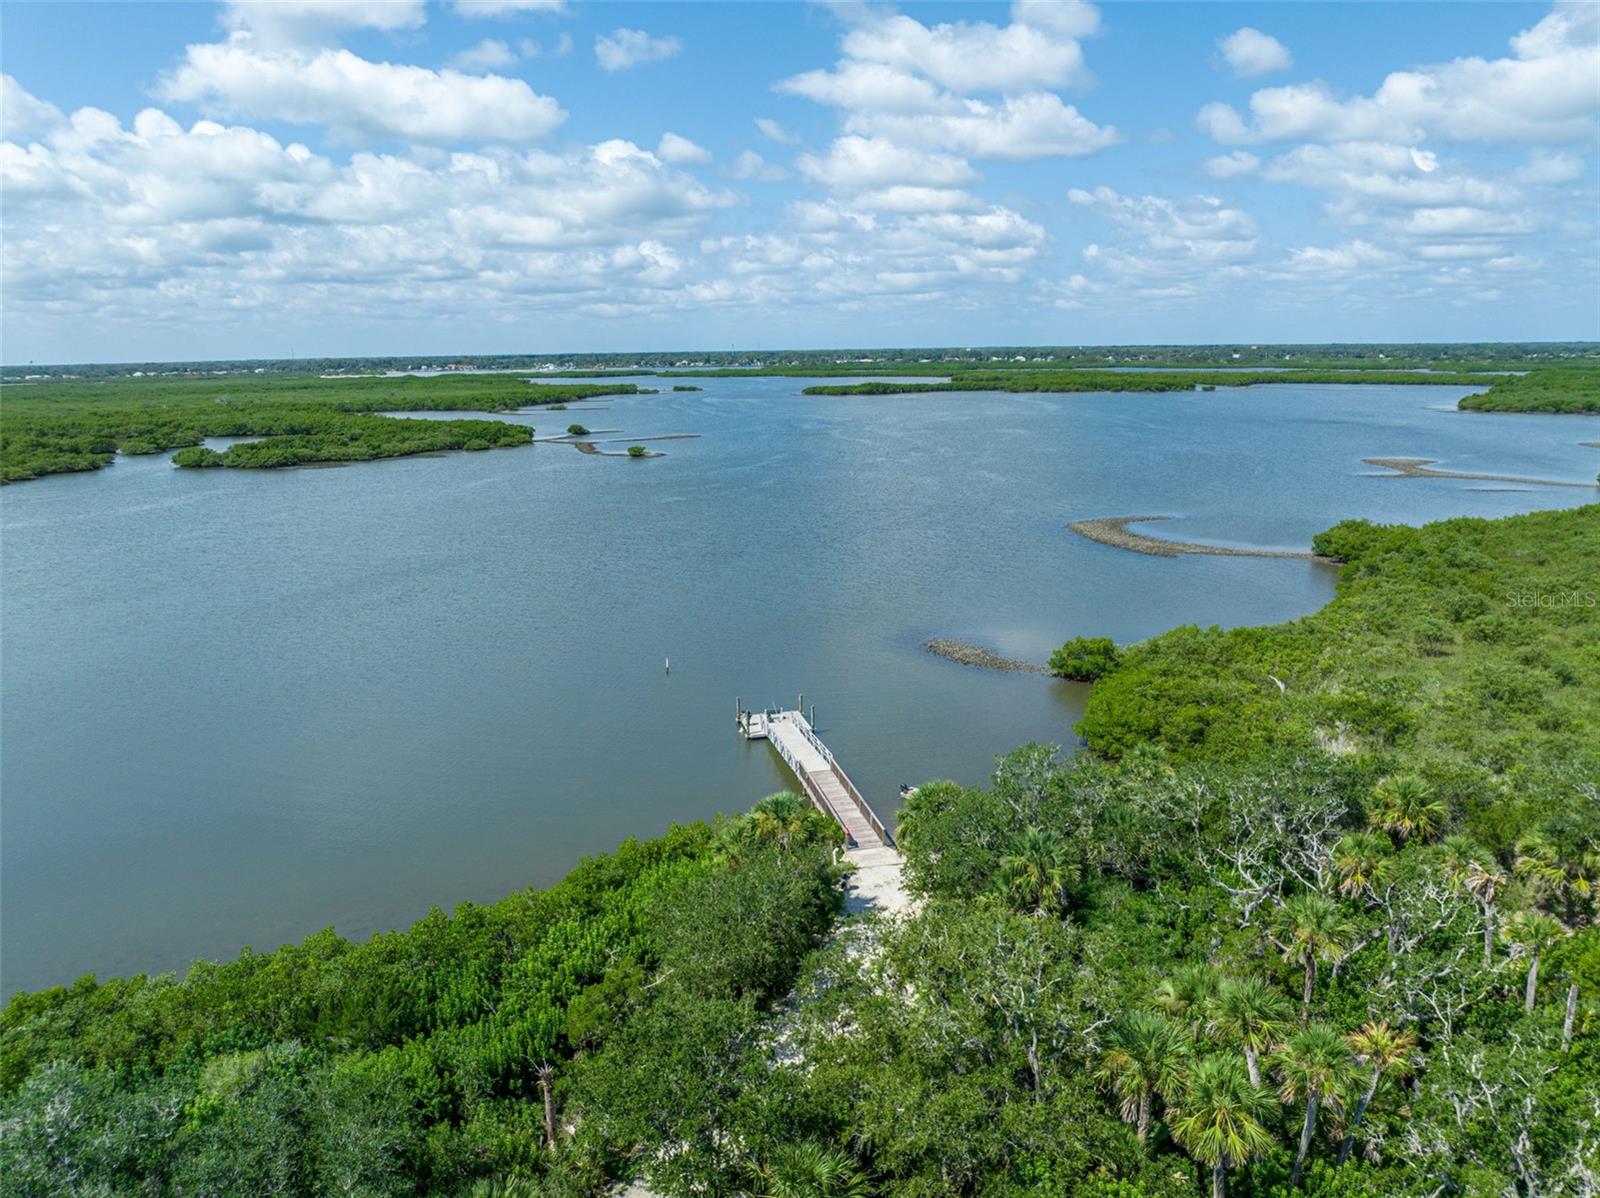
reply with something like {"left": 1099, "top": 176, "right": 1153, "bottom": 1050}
{"left": 2, "top": 1, "right": 1596, "bottom": 363}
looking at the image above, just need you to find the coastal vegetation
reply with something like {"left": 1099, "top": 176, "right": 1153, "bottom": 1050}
{"left": 799, "top": 362, "right": 1598, "bottom": 415}
{"left": 1047, "top": 635, "right": 1121, "bottom": 680}
{"left": 3, "top": 507, "right": 1596, "bottom": 1197}
{"left": 626, "top": 445, "right": 649, "bottom": 458}
{"left": 0, "top": 797, "right": 845, "bottom": 1196}
{"left": 671, "top": 385, "right": 703, "bottom": 392}
{"left": 1077, "top": 505, "right": 1600, "bottom": 766}
{"left": 0, "top": 375, "right": 638, "bottom": 483}
{"left": 801, "top": 368, "right": 1492, "bottom": 396}
{"left": 567, "top": 424, "right": 591, "bottom": 436}
{"left": 170, "top": 415, "right": 532, "bottom": 470}
{"left": 1458, "top": 369, "right": 1600, "bottom": 414}
{"left": 11, "top": 343, "right": 1591, "bottom": 384}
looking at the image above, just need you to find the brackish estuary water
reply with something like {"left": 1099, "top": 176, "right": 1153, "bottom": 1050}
{"left": 3, "top": 379, "right": 1597, "bottom": 995}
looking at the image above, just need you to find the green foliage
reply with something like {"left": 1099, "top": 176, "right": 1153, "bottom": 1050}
{"left": 1457, "top": 368, "right": 1600, "bottom": 414}
{"left": 626, "top": 445, "right": 648, "bottom": 458}
{"left": 567, "top": 424, "right": 590, "bottom": 435}
{"left": 749, "top": 1141, "right": 872, "bottom": 1198}
{"left": 802, "top": 368, "right": 1495, "bottom": 396}
{"left": 1049, "top": 636, "right": 1122, "bottom": 680}
{"left": 1080, "top": 506, "right": 1600, "bottom": 774}
{"left": 0, "top": 374, "right": 637, "bottom": 482}
{"left": 0, "top": 815, "right": 841, "bottom": 1195}
{"left": 879, "top": 717, "right": 1598, "bottom": 1198}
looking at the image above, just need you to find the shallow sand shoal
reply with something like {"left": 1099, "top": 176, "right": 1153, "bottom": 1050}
{"left": 924, "top": 638, "right": 1049, "bottom": 674}
{"left": 1363, "top": 457, "right": 1593, "bottom": 489}
{"left": 1067, "top": 515, "right": 1328, "bottom": 560}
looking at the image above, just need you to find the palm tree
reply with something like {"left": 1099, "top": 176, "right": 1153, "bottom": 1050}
{"left": 752, "top": 1142, "right": 872, "bottom": 1198}
{"left": 750, "top": 792, "right": 815, "bottom": 853}
{"left": 1515, "top": 829, "right": 1600, "bottom": 927}
{"left": 1273, "top": 1023, "right": 1355, "bottom": 1185}
{"left": 1331, "top": 831, "right": 1395, "bottom": 899}
{"left": 1339, "top": 1021, "right": 1417, "bottom": 1164}
{"left": 1092, "top": 1010, "right": 1191, "bottom": 1143}
{"left": 1367, "top": 774, "right": 1446, "bottom": 843}
{"left": 996, "top": 825, "right": 1071, "bottom": 915}
{"left": 1277, "top": 893, "right": 1354, "bottom": 1024}
{"left": 1155, "top": 964, "right": 1223, "bottom": 1038}
{"left": 1207, "top": 976, "right": 1293, "bottom": 1087}
{"left": 1500, "top": 910, "right": 1568, "bottom": 1012}
{"left": 1438, "top": 834, "right": 1505, "bottom": 967}
{"left": 465, "top": 1180, "right": 541, "bottom": 1198}
{"left": 1168, "top": 1055, "right": 1276, "bottom": 1198}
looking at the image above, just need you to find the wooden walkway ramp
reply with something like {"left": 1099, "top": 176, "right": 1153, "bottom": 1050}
{"left": 737, "top": 705, "right": 894, "bottom": 851}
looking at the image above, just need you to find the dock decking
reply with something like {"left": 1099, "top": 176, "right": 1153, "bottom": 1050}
{"left": 737, "top": 705, "right": 894, "bottom": 851}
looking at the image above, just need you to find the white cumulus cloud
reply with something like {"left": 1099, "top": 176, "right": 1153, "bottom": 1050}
{"left": 450, "top": 39, "right": 519, "bottom": 72}
{"left": 755, "top": 117, "right": 799, "bottom": 145}
{"left": 221, "top": 1, "right": 426, "bottom": 48}
{"left": 454, "top": 0, "right": 568, "bottom": 16}
{"left": 797, "top": 135, "right": 974, "bottom": 192}
{"left": 1204, "top": 150, "right": 1259, "bottom": 178}
{"left": 1198, "top": 2, "right": 1600, "bottom": 144}
{"left": 2, "top": 74, "right": 65, "bottom": 140}
{"left": 595, "top": 28, "right": 682, "bottom": 72}
{"left": 1217, "top": 28, "right": 1292, "bottom": 78}
{"left": 778, "top": 8, "right": 1115, "bottom": 163}
{"left": 656, "top": 132, "right": 711, "bottom": 164}
{"left": 731, "top": 149, "right": 787, "bottom": 181}
{"left": 159, "top": 41, "right": 566, "bottom": 144}
{"left": 838, "top": 11, "right": 1092, "bottom": 92}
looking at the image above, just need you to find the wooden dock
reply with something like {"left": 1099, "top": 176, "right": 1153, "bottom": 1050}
{"left": 737, "top": 703, "right": 894, "bottom": 850}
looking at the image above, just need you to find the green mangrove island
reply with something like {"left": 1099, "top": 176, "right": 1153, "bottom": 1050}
{"left": 802, "top": 365, "right": 1600, "bottom": 414}
{"left": 0, "top": 374, "right": 640, "bottom": 483}
{"left": 1456, "top": 368, "right": 1600, "bottom": 415}
{"left": 4, "top": 502, "right": 1596, "bottom": 1198}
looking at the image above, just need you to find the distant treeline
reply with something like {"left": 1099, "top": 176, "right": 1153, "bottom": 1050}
{"left": 0, "top": 375, "right": 637, "bottom": 483}
{"left": 801, "top": 368, "right": 1492, "bottom": 395}
{"left": 7, "top": 342, "right": 1595, "bottom": 382}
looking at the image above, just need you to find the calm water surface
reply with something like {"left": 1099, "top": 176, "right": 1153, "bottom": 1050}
{"left": 3, "top": 378, "right": 1596, "bottom": 994}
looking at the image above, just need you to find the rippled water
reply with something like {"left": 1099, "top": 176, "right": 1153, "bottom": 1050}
{"left": 3, "top": 377, "right": 1595, "bottom": 994}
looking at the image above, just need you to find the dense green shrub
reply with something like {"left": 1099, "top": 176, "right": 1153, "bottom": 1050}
{"left": 0, "top": 812, "right": 842, "bottom": 1195}
{"left": 1457, "top": 368, "right": 1600, "bottom": 414}
{"left": 1049, "top": 636, "right": 1121, "bottom": 680}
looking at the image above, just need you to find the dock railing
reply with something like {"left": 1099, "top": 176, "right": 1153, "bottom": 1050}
{"left": 737, "top": 701, "right": 897, "bottom": 851}
{"left": 790, "top": 711, "right": 895, "bottom": 848}
{"left": 764, "top": 714, "right": 858, "bottom": 847}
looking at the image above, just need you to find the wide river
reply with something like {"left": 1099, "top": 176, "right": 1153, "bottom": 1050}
{"left": 3, "top": 378, "right": 1596, "bottom": 995}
